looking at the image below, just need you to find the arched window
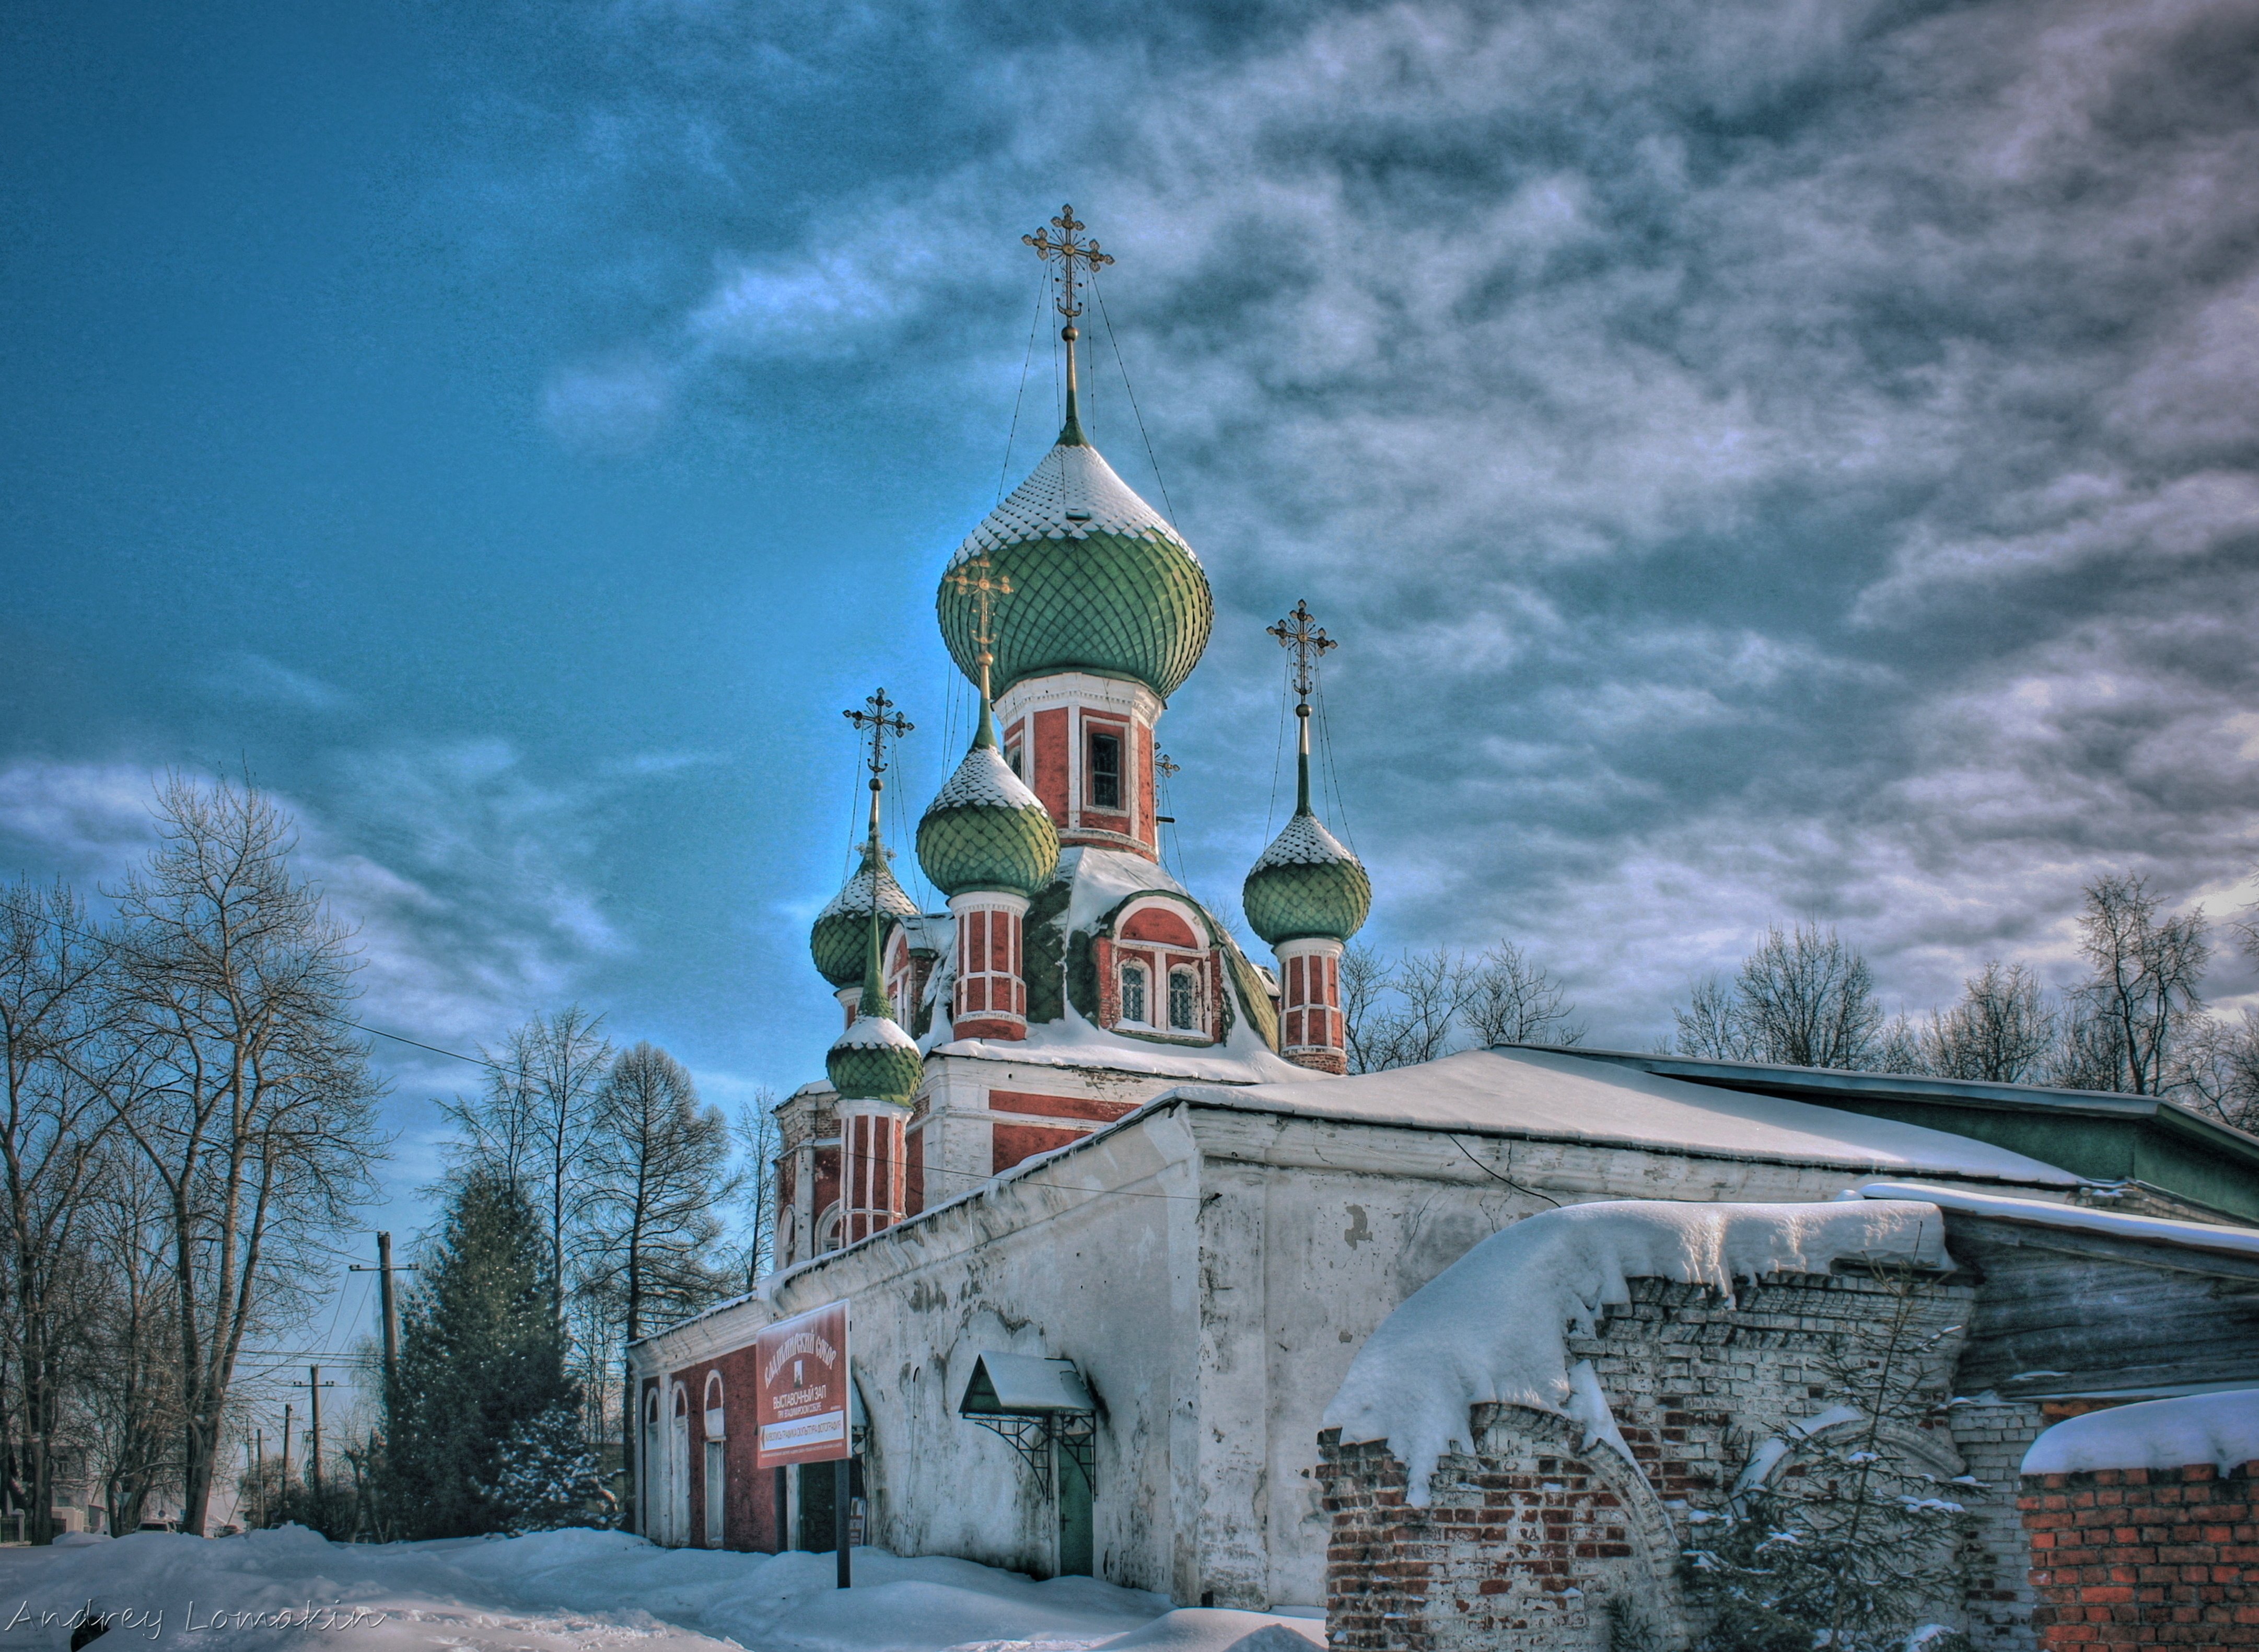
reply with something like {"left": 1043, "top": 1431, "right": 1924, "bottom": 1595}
{"left": 1169, "top": 967, "right": 1198, "bottom": 1032}
{"left": 1120, "top": 962, "right": 1149, "bottom": 1026}
{"left": 704, "top": 1372, "right": 725, "bottom": 1430}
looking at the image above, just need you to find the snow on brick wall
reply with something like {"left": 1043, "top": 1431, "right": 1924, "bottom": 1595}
{"left": 1319, "top": 1268, "right": 1987, "bottom": 1651}
{"left": 2017, "top": 1460, "right": 2259, "bottom": 1646}
{"left": 1322, "top": 1199, "right": 1952, "bottom": 1505}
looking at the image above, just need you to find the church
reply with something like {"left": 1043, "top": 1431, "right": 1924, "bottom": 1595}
{"left": 625, "top": 211, "right": 2259, "bottom": 1620}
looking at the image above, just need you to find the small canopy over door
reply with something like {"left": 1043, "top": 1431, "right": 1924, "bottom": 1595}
{"left": 959, "top": 1353, "right": 1097, "bottom": 1577}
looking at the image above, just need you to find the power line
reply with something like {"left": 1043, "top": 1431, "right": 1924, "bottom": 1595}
{"left": 1089, "top": 272, "right": 1178, "bottom": 528}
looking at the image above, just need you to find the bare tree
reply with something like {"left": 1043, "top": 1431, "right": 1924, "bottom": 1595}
{"left": 1924, "top": 960, "right": 2057, "bottom": 1083}
{"left": 1463, "top": 941, "right": 1586, "bottom": 1048}
{"left": 1341, "top": 944, "right": 1390, "bottom": 1075}
{"left": 83, "top": 1142, "right": 187, "bottom": 1533}
{"left": 1673, "top": 974, "right": 1744, "bottom": 1061}
{"left": 2062, "top": 873, "right": 2209, "bottom": 1096}
{"left": 2170, "top": 1009, "right": 2259, "bottom": 1133}
{"left": 1732, "top": 922, "right": 1883, "bottom": 1068}
{"left": 102, "top": 776, "right": 386, "bottom": 1533}
{"left": 1347, "top": 948, "right": 1475, "bottom": 1072}
{"left": 731, "top": 1092, "right": 783, "bottom": 1292}
{"left": 0, "top": 881, "right": 122, "bottom": 1543}
{"left": 585, "top": 1042, "right": 734, "bottom": 1531}
{"left": 443, "top": 1007, "right": 613, "bottom": 1329}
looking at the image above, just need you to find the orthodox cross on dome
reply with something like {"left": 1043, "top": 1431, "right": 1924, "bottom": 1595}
{"left": 1154, "top": 751, "right": 1180, "bottom": 781}
{"left": 1268, "top": 599, "right": 1337, "bottom": 710}
{"left": 1269, "top": 600, "right": 1336, "bottom": 816}
{"left": 1023, "top": 204, "right": 1113, "bottom": 323}
{"left": 944, "top": 553, "right": 1015, "bottom": 699}
{"left": 1024, "top": 204, "right": 1114, "bottom": 441}
{"left": 844, "top": 687, "right": 914, "bottom": 832}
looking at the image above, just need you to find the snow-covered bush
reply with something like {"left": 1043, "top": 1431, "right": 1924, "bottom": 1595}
{"left": 480, "top": 1401, "right": 609, "bottom": 1535}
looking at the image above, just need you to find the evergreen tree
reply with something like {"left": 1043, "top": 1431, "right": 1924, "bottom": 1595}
{"left": 479, "top": 1401, "right": 606, "bottom": 1535}
{"left": 381, "top": 1171, "right": 581, "bottom": 1538}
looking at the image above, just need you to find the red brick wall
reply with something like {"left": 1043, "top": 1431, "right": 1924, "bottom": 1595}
{"left": 989, "top": 1088, "right": 1139, "bottom": 1124}
{"left": 993, "top": 1120, "right": 1086, "bottom": 1173}
{"left": 1032, "top": 708, "right": 1069, "bottom": 824}
{"left": 2020, "top": 1461, "right": 2259, "bottom": 1645}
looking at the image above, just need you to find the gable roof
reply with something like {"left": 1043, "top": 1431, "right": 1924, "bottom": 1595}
{"left": 1528, "top": 1044, "right": 2259, "bottom": 1221}
{"left": 1167, "top": 1048, "right": 2078, "bottom": 1185}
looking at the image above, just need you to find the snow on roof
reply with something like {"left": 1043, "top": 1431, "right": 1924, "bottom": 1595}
{"left": 949, "top": 440, "right": 1194, "bottom": 568}
{"left": 2021, "top": 1389, "right": 2259, "bottom": 1476}
{"left": 930, "top": 742, "right": 1045, "bottom": 811}
{"left": 1324, "top": 1197, "right": 1952, "bottom": 1504}
{"left": 1168, "top": 1049, "right": 2081, "bottom": 1182}
{"left": 961, "top": 1352, "right": 1095, "bottom": 1415}
{"left": 1063, "top": 845, "right": 1196, "bottom": 933}
{"left": 1852, "top": 1180, "right": 2259, "bottom": 1259}
{"left": 1251, "top": 810, "right": 1359, "bottom": 871}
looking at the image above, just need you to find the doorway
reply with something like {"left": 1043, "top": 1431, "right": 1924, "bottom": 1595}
{"left": 1057, "top": 1443, "right": 1092, "bottom": 1577}
{"left": 796, "top": 1458, "right": 863, "bottom": 1552}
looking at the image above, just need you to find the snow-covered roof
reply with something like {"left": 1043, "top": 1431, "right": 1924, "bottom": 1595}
{"left": 1852, "top": 1180, "right": 2259, "bottom": 1260}
{"left": 929, "top": 743, "right": 1044, "bottom": 812}
{"left": 1250, "top": 810, "right": 1359, "bottom": 871}
{"left": 2022, "top": 1389, "right": 2259, "bottom": 1476}
{"left": 833, "top": 1012, "right": 919, "bottom": 1053}
{"left": 1166, "top": 1049, "right": 2081, "bottom": 1182}
{"left": 960, "top": 1352, "right": 1095, "bottom": 1415}
{"left": 948, "top": 440, "right": 1194, "bottom": 568}
{"left": 1324, "top": 1197, "right": 1953, "bottom": 1504}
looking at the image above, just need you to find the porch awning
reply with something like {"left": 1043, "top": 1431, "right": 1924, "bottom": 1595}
{"left": 959, "top": 1353, "right": 1093, "bottom": 1416}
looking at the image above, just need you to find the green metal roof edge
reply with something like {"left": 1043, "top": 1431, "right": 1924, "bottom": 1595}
{"left": 1509, "top": 1043, "right": 2259, "bottom": 1171}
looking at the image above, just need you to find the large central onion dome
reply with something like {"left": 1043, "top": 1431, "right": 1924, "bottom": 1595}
{"left": 1243, "top": 806, "right": 1372, "bottom": 947}
{"left": 937, "top": 434, "right": 1213, "bottom": 702}
{"left": 809, "top": 842, "right": 917, "bottom": 988}
{"left": 918, "top": 704, "right": 1061, "bottom": 897}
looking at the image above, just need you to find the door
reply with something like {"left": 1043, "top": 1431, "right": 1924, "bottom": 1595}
{"left": 704, "top": 1440, "right": 725, "bottom": 1547}
{"left": 668, "top": 1386, "right": 691, "bottom": 1545}
{"left": 643, "top": 1392, "right": 663, "bottom": 1540}
{"left": 1057, "top": 1441, "right": 1092, "bottom": 1577}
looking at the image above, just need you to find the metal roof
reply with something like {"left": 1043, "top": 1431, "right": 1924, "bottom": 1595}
{"left": 959, "top": 1353, "right": 1094, "bottom": 1416}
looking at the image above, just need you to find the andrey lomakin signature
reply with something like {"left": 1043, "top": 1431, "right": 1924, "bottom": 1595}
{"left": 6, "top": 1601, "right": 388, "bottom": 1639}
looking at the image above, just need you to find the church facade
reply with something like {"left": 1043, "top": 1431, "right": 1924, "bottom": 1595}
{"left": 623, "top": 211, "right": 2254, "bottom": 1616}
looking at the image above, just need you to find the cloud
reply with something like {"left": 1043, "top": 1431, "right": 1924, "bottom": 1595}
{"left": 540, "top": 352, "right": 677, "bottom": 453}
{"left": 520, "top": 0, "right": 2259, "bottom": 1043}
{"left": 206, "top": 653, "right": 357, "bottom": 714}
{"left": 0, "top": 748, "right": 627, "bottom": 1078}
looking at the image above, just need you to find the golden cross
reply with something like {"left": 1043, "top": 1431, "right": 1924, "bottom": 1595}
{"left": 944, "top": 553, "right": 1016, "bottom": 672}
{"left": 1267, "top": 599, "right": 1337, "bottom": 705}
{"left": 844, "top": 687, "right": 914, "bottom": 788}
{"left": 1023, "top": 204, "right": 1114, "bottom": 322}
{"left": 1154, "top": 751, "right": 1180, "bottom": 781}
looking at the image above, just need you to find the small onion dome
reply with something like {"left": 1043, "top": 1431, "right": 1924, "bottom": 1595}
{"left": 937, "top": 437, "right": 1213, "bottom": 703}
{"left": 1242, "top": 810, "right": 1372, "bottom": 947}
{"left": 825, "top": 1008, "right": 924, "bottom": 1103}
{"left": 809, "top": 844, "right": 917, "bottom": 988}
{"left": 917, "top": 708, "right": 1061, "bottom": 898}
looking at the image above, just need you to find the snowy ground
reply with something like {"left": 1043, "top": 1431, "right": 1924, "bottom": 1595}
{"left": 0, "top": 1529, "right": 1325, "bottom": 1652}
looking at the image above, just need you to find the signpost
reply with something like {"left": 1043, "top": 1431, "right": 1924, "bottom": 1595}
{"left": 755, "top": 1301, "right": 853, "bottom": 1587}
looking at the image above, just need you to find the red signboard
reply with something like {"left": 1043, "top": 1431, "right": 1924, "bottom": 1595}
{"left": 755, "top": 1301, "right": 852, "bottom": 1467}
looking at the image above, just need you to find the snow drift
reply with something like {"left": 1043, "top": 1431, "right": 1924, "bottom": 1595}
{"left": 2021, "top": 1389, "right": 2259, "bottom": 1478}
{"left": 1322, "top": 1198, "right": 1951, "bottom": 1504}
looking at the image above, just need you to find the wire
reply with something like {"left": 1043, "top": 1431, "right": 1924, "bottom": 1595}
{"left": 1315, "top": 679, "right": 1359, "bottom": 855}
{"left": 1447, "top": 1134, "right": 1562, "bottom": 1207}
{"left": 998, "top": 277, "right": 1046, "bottom": 504}
{"left": 1089, "top": 272, "right": 1178, "bottom": 528}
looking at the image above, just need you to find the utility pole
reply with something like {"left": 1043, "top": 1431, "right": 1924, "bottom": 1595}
{"left": 350, "top": 1234, "right": 416, "bottom": 1427}
{"left": 254, "top": 1429, "right": 265, "bottom": 1529}
{"left": 287, "top": 1368, "right": 336, "bottom": 1500}
{"left": 281, "top": 1404, "right": 294, "bottom": 1497}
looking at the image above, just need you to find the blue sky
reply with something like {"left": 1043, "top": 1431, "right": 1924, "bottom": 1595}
{"left": 4, "top": 0, "right": 2258, "bottom": 1304}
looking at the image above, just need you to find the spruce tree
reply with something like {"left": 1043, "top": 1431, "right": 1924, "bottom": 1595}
{"left": 382, "top": 1171, "right": 584, "bottom": 1538}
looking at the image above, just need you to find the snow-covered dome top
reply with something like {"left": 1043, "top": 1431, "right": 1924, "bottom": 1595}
{"left": 825, "top": 1004, "right": 924, "bottom": 1103}
{"left": 1243, "top": 809, "right": 1371, "bottom": 946}
{"left": 917, "top": 704, "right": 1061, "bottom": 898}
{"left": 936, "top": 436, "right": 1213, "bottom": 701}
{"left": 809, "top": 843, "right": 918, "bottom": 988}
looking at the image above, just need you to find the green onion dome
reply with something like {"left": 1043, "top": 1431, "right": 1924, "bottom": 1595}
{"left": 937, "top": 436, "right": 1214, "bottom": 702}
{"left": 825, "top": 1008, "right": 924, "bottom": 1103}
{"left": 1242, "top": 810, "right": 1372, "bottom": 947}
{"left": 917, "top": 708, "right": 1061, "bottom": 898}
{"left": 809, "top": 844, "right": 917, "bottom": 988}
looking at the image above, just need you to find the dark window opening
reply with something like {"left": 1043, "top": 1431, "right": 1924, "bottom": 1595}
{"left": 1088, "top": 730, "right": 1122, "bottom": 810}
{"left": 1006, "top": 742, "right": 1024, "bottom": 781}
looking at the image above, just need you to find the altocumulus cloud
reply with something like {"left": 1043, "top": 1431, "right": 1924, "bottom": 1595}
{"left": 537, "top": 0, "right": 2258, "bottom": 1039}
